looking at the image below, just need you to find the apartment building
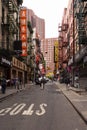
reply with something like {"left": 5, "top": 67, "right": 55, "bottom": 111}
{"left": 0, "top": 0, "right": 27, "bottom": 84}
{"left": 58, "top": 0, "right": 87, "bottom": 88}
{"left": 41, "top": 38, "right": 58, "bottom": 75}
{"left": 26, "top": 8, "right": 45, "bottom": 40}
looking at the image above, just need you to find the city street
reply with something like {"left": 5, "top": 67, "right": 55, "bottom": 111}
{"left": 0, "top": 82, "right": 87, "bottom": 130}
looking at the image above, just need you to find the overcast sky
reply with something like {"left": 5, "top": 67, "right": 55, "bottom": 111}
{"left": 23, "top": 0, "right": 69, "bottom": 38}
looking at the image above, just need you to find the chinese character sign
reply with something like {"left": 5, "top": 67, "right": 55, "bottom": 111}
{"left": 20, "top": 8, "right": 27, "bottom": 56}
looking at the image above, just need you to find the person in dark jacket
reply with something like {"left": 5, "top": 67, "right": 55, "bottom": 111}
{"left": 1, "top": 76, "right": 7, "bottom": 94}
{"left": 39, "top": 75, "right": 46, "bottom": 89}
{"left": 64, "top": 76, "right": 70, "bottom": 90}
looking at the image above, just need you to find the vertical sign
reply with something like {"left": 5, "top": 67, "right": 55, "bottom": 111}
{"left": 54, "top": 41, "right": 58, "bottom": 63}
{"left": 20, "top": 8, "right": 27, "bottom": 56}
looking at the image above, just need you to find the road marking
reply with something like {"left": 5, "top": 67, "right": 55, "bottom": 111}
{"left": 36, "top": 103, "right": 47, "bottom": 116}
{"left": 10, "top": 103, "right": 26, "bottom": 115}
{"left": 0, "top": 103, "right": 47, "bottom": 116}
{"left": 22, "top": 104, "right": 34, "bottom": 115}
{"left": 0, "top": 103, "right": 18, "bottom": 116}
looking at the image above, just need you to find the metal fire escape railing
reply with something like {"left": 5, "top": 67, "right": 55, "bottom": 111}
{"left": 58, "top": 24, "right": 63, "bottom": 67}
{"left": 58, "top": 19, "right": 69, "bottom": 67}
{"left": 8, "top": 0, "right": 19, "bottom": 34}
{"left": 62, "top": 23, "right": 69, "bottom": 63}
{"left": 2, "top": 0, "right": 20, "bottom": 50}
{"left": 75, "top": 0, "right": 87, "bottom": 44}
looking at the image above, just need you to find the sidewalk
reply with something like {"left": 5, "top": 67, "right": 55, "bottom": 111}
{"left": 55, "top": 82, "right": 87, "bottom": 123}
{"left": 0, "top": 83, "right": 31, "bottom": 102}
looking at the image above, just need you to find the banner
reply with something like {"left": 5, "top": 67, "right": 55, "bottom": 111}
{"left": 20, "top": 8, "right": 27, "bottom": 56}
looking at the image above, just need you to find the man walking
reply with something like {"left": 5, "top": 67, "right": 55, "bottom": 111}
{"left": 1, "top": 76, "right": 7, "bottom": 94}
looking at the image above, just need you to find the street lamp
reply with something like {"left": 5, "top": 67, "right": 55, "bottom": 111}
{"left": 72, "top": 0, "right": 75, "bottom": 86}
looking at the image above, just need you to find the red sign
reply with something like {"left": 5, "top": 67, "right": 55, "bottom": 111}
{"left": 20, "top": 8, "right": 27, "bottom": 56}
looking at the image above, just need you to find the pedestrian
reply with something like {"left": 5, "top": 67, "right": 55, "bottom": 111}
{"left": 1, "top": 76, "right": 7, "bottom": 94}
{"left": 39, "top": 74, "right": 46, "bottom": 90}
{"left": 13, "top": 78, "right": 16, "bottom": 89}
{"left": 16, "top": 78, "right": 20, "bottom": 91}
{"left": 64, "top": 76, "right": 70, "bottom": 90}
{"left": 19, "top": 78, "right": 22, "bottom": 89}
{"left": 0, "top": 78, "right": 2, "bottom": 92}
{"left": 75, "top": 74, "right": 79, "bottom": 88}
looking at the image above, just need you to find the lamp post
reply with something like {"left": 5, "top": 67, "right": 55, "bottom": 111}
{"left": 44, "top": 51, "right": 48, "bottom": 75}
{"left": 0, "top": 0, "right": 2, "bottom": 48}
{"left": 72, "top": 0, "right": 75, "bottom": 86}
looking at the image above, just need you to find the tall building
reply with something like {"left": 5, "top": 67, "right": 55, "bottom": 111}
{"left": 41, "top": 38, "right": 58, "bottom": 75}
{"left": 24, "top": 8, "right": 45, "bottom": 40}
{"left": 20, "top": 7, "right": 45, "bottom": 81}
{"left": 58, "top": 0, "right": 87, "bottom": 88}
{"left": 0, "top": 0, "right": 26, "bottom": 82}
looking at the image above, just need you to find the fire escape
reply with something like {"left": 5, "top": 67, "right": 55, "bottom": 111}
{"left": 58, "top": 24, "right": 63, "bottom": 69}
{"left": 74, "top": 0, "right": 87, "bottom": 64}
{"left": 8, "top": 0, "right": 20, "bottom": 50}
{"left": 2, "top": 0, "right": 22, "bottom": 51}
{"left": 62, "top": 23, "right": 69, "bottom": 64}
{"left": 58, "top": 22, "right": 68, "bottom": 69}
{"left": 75, "top": 0, "right": 87, "bottom": 45}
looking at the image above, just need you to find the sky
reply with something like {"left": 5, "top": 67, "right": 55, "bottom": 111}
{"left": 23, "top": 0, "right": 69, "bottom": 38}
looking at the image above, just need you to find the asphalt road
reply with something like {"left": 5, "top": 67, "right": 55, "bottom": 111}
{"left": 0, "top": 82, "right": 87, "bottom": 130}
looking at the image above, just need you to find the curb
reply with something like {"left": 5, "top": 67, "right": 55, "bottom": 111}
{"left": 62, "top": 91, "right": 87, "bottom": 124}
{"left": 0, "top": 84, "right": 30, "bottom": 102}
{"left": 0, "top": 91, "right": 17, "bottom": 102}
{"left": 55, "top": 82, "right": 87, "bottom": 124}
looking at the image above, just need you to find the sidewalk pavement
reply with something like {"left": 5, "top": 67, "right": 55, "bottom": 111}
{"left": 0, "top": 83, "right": 31, "bottom": 102}
{"left": 55, "top": 82, "right": 87, "bottom": 123}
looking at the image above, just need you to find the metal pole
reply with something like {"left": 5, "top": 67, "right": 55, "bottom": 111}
{"left": 33, "top": 55, "right": 36, "bottom": 84}
{"left": 72, "top": 0, "right": 75, "bottom": 87}
{"left": 0, "top": 0, "right": 2, "bottom": 48}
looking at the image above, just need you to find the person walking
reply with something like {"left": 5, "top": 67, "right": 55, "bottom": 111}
{"left": 39, "top": 74, "right": 46, "bottom": 90}
{"left": 19, "top": 78, "right": 22, "bottom": 89}
{"left": 64, "top": 76, "right": 70, "bottom": 90}
{"left": 1, "top": 76, "right": 7, "bottom": 94}
{"left": 16, "top": 78, "right": 20, "bottom": 91}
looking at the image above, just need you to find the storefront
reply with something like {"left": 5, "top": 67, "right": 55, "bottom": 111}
{"left": 0, "top": 56, "right": 11, "bottom": 79}
{"left": 11, "top": 57, "right": 28, "bottom": 84}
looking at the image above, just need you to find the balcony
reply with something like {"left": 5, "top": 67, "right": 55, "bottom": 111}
{"left": 78, "top": 36, "right": 87, "bottom": 44}
{"left": 59, "top": 45, "right": 62, "bottom": 50}
{"left": 58, "top": 57, "right": 63, "bottom": 63}
{"left": 58, "top": 35, "right": 63, "bottom": 41}
{"left": 62, "top": 40, "right": 68, "bottom": 47}
{"left": 63, "top": 57, "right": 68, "bottom": 63}
{"left": 2, "top": 0, "right": 8, "bottom": 4}
{"left": 75, "top": 46, "right": 87, "bottom": 63}
{"left": 1, "top": 23, "right": 9, "bottom": 30}
{"left": 62, "top": 24, "right": 68, "bottom": 32}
